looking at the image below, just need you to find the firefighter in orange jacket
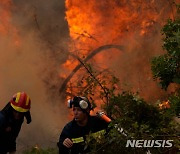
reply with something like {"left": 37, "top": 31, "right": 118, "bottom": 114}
{"left": 57, "top": 96, "right": 110, "bottom": 154}
{"left": 0, "top": 92, "right": 32, "bottom": 154}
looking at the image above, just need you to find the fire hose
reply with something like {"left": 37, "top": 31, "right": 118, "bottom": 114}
{"left": 96, "top": 111, "right": 151, "bottom": 154}
{"left": 96, "top": 111, "right": 128, "bottom": 136}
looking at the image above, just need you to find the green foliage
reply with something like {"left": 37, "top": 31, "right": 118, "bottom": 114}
{"left": 67, "top": 61, "right": 119, "bottom": 110}
{"left": 151, "top": 54, "right": 179, "bottom": 89}
{"left": 162, "top": 90, "right": 180, "bottom": 117}
{"left": 151, "top": 5, "right": 180, "bottom": 89}
{"left": 88, "top": 92, "right": 180, "bottom": 154}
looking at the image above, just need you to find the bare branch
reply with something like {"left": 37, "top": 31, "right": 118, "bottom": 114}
{"left": 59, "top": 44, "right": 124, "bottom": 95}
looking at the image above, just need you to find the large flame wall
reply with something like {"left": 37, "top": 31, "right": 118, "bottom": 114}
{"left": 64, "top": 0, "right": 180, "bottom": 101}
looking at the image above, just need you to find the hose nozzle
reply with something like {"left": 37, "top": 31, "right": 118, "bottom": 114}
{"left": 97, "top": 111, "right": 111, "bottom": 123}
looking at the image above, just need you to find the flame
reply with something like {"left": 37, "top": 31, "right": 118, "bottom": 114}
{"left": 62, "top": 0, "right": 179, "bottom": 105}
{"left": 0, "top": 0, "right": 21, "bottom": 47}
{"left": 65, "top": 0, "right": 163, "bottom": 46}
{"left": 159, "top": 100, "right": 170, "bottom": 109}
{"left": 63, "top": 58, "right": 79, "bottom": 70}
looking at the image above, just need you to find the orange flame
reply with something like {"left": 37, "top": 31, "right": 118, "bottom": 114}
{"left": 62, "top": 0, "right": 178, "bottom": 104}
{"left": 0, "top": 0, "right": 21, "bottom": 47}
{"left": 65, "top": 0, "right": 163, "bottom": 46}
{"left": 159, "top": 100, "right": 170, "bottom": 109}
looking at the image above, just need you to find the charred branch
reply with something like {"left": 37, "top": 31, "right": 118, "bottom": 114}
{"left": 77, "top": 57, "right": 109, "bottom": 104}
{"left": 74, "top": 31, "right": 98, "bottom": 42}
{"left": 59, "top": 44, "right": 124, "bottom": 95}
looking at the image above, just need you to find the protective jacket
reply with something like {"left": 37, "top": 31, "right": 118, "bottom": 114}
{"left": 58, "top": 115, "right": 109, "bottom": 154}
{"left": 0, "top": 103, "right": 31, "bottom": 154}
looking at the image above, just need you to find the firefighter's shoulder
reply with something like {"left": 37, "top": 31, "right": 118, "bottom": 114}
{"left": 89, "top": 115, "right": 109, "bottom": 128}
{"left": 0, "top": 111, "right": 5, "bottom": 127}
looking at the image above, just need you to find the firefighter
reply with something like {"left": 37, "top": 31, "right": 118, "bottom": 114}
{"left": 0, "top": 92, "right": 32, "bottom": 154}
{"left": 57, "top": 96, "right": 110, "bottom": 154}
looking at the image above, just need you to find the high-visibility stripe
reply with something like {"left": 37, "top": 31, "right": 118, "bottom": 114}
{"left": 15, "top": 92, "right": 21, "bottom": 103}
{"left": 72, "top": 137, "right": 84, "bottom": 143}
{"left": 92, "top": 129, "right": 106, "bottom": 138}
{"left": 71, "top": 130, "right": 106, "bottom": 144}
{"left": 11, "top": 103, "right": 29, "bottom": 112}
{"left": 26, "top": 96, "right": 29, "bottom": 106}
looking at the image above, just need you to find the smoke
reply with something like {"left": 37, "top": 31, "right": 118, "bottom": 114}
{"left": 0, "top": 0, "right": 70, "bottom": 150}
{"left": 0, "top": 0, "right": 179, "bottom": 151}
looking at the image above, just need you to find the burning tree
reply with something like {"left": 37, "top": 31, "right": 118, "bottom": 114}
{"left": 61, "top": 0, "right": 180, "bottom": 103}
{"left": 60, "top": 2, "right": 180, "bottom": 154}
{"left": 84, "top": 4, "right": 180, "bottom": 154}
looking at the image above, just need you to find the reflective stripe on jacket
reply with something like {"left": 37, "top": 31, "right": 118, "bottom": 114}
{"left": 58, "top": 116, "right": 109, "bottom": 154}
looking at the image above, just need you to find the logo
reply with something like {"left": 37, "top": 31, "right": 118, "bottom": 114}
{"left": 126, "top": 140, "right": 173, "bottom": 148}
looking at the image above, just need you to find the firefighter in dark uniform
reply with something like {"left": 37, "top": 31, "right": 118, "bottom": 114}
{"left": 0, "top": 92, "right": 32, "bottom": 154}
{"left": 58, "top": 96, "right": 110, "bottom": 154}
